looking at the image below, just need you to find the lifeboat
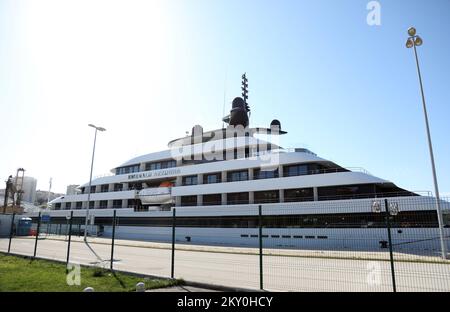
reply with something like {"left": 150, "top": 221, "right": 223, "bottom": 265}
{"left": 137, "top": 181, "right": 174, "bottom": 205}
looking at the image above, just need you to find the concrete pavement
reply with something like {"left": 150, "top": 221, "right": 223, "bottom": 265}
{"left": 1, "top": 236, "right": 449, "bottom": 291}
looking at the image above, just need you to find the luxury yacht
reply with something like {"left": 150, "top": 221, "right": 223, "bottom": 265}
{"left": 46, "top": 75, "right": 450, "bottom": 251}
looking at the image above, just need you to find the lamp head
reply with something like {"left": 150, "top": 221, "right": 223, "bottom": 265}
{"left": 414, "top": 36, "right": 423, "bottom": 46}
{"left": 406, "top": 38, "right": 414, "bottom": 49}
{"left": 408, "top": 27, "right": 416, "bottom": 36}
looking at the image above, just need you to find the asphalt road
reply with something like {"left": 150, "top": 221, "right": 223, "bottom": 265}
{"left": 1, "top": 237, "right": 449, "bottom": 291}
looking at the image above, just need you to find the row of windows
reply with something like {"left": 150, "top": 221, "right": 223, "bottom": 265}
{"left": 81, "top": 183, "right": 124, "bottom": 194}
{"left": 179, "top": 163, "right": 347, "bottom": 187}
{"left": 54, "top": 200, "right": 124, "bottom": 210}
{"left": 85, "top": 163, "right": 348, "bottom": 194}
{"left": 115, "top": 160, "right": 177, "bottom": 176}
{"left": 145, "top": 160, "right": 176, "bottom": 171}
{"left": 116, "top": 165, "right": 140, "bottom": 175}
{"left": 180, "top": 188, "right": 312, "bottom": 206}
{"left": 57, "top": 183, "right": 413, "bottom": 210}
{"left": 86, "top": 211, "right": 440, "bottom": 228}
{"left": 179, "top": 184, "right": 414, "bottom": 206}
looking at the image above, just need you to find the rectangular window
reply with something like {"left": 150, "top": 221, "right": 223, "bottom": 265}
{"left": 182, "top": 175, "right": 198, "bottom": 186}
{"left": 65, "top": 202, "right": 72, "bottom": 209}
{"left": 203, "top": 194, "right": 222, "bottom": 206}
{"left": 283, "top": 164, "right": 308, "bottom": 177}
{"left": 318, "top": 184, "right": 376, "bottom": 201}
{"left": 80, "top": 187, "right": 85, "bottom": 194}
{"left": 99, "top": 200, "right": 108, "bottom": 209}
{"left": 203, "top": 173, "right": 221, "bottom": 184}
{"left": 180, "top": 195, "right": 197, "bottom": 207}
{"left": 113, "top": 183, "right": 123, "bottom": 192}
{"left": 254, "top": 168, "right": 279, "bottom": 180}
{"left": 90, "top": 186, "right": 96, "bottom": 193}
{"left": 145, "top": 160, "right": 176, "bottom": 171}
{"left": 227, "top": 170, "right": 248, "bottom": 182}
{"left": 284, "top": 188, "right": 314, "bottom": 202}
{"left": 227, "top": 192, "right": 249, "bottom": 205}
{"left": 113, "top": 200, "right": 122, "bottom": 209}
{"left": 254, "top": 190, "right": 279, "bottom": 204}
{"left": 127, "top": 199, "right": 137, "bottom": 209}
{"left": 89, "top": 201, "right": 95, "bottom": 209}
{"left": 116, "top": 165, "right": 140, "bottom": 175}
{"left": 101, "top": 184, "right": 109, "bottom": 193}
{"left": 76, "top": 202, "right": 82, "bottom": 209}
{"left": 128, "top": 182, "right": 142, "bottom": 190}
{"left": 54, "top": 203, "right": 61, "bottom": 210}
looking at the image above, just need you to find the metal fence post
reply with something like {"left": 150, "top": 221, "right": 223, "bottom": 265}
{"left": 66, "top": 211, "right": 74, "bottom": 273}
{"left": 384, "top": 198, "right": 397, "bottom": 292}
{"left": 33, "top": 212, "right": 41, "bottom": 259}
{"left": 7, "top": 213, "right": 15, "bottom": 253}
{"left": 171, "top": 208, "right": 176, "bottom": 279}
{"left": 258, "top": 205, "right": 263, "bottom": 290}
{"left": 110, "top": 210, "right": 117, "bottom": 271}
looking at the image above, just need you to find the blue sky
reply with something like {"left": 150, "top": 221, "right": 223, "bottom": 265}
{"left": 0, "top": 0, "right": 449, "bottom": 195}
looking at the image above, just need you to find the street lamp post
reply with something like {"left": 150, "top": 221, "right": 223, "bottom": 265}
{"left": 83, "top": 124, "right": 106, "bottom": 242}
{"left": 406, "top": 27, "right": 447, "bottom": 259}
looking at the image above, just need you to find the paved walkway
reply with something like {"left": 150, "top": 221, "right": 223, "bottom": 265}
{"left": 1, "top": 236, "right": 449, "bottom": 291}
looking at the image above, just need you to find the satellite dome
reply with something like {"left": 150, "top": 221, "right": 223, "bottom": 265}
{"left": 270, "top": 119, "right": 281, "bottom": 131}
{"left": 229, "top": 97, "right": 249, "bottom": 127}
{"left": 232, "top": 97, "right": 245, "bottom": 109}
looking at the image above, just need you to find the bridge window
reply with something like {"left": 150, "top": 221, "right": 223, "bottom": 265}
{"left": 116, "top": 165, "right": 140, "bottom": 175}
{"left": 145, "top": 160, "right": 176, "bottom": 171}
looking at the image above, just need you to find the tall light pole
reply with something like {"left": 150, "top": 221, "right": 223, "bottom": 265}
{"left": 406, "top": 27, "right": 447, "bottom": 259}
{"left": 83, "top": 124, "right": 106, "bottom": 242}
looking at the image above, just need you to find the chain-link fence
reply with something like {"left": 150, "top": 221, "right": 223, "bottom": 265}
{"left": 1, "top": 196, "right": 449, "bottom": 291}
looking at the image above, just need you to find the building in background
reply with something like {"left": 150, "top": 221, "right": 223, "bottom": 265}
{"left": 66, "top": 184, "right": 80, "bottom": 195}
{"left": 13, "top": 176, "right": 37, "bottom": 204}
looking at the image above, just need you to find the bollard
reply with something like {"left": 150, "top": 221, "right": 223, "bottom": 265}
{"left": 136, "top": 282, "right": 146, "bottom": 292}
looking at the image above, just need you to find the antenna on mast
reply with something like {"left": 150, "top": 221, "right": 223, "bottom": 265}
{"left": 241, "top": 73, "right": 250, "bottom": 117}
{"left": 222, "top": 72, "right": 227, "bottom": 128}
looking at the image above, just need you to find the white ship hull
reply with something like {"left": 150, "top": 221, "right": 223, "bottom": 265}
{"left": 35, "top": 196, "right": 450, "bottom": 253}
